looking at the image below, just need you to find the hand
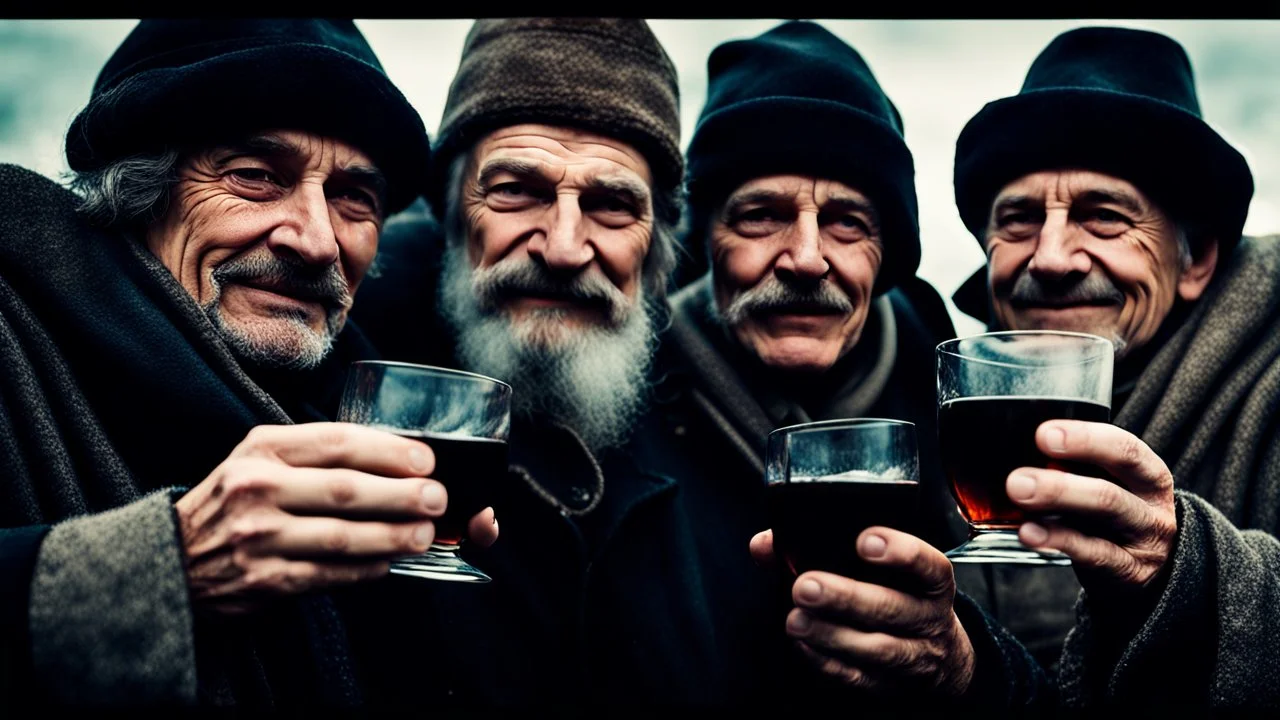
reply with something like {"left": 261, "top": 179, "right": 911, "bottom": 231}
{"left": 175, "top": 423, "right": 500, "bottom": 615}
{"left": 750, "top": 527, "right": 975, "bottom": 697}
{"left": 1006, "top": 420, "right": 1176, "bottom": 594}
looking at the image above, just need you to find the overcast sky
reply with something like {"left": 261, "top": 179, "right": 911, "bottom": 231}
{"left": 2, "top": 19, "right": 1277, "bottom": 335}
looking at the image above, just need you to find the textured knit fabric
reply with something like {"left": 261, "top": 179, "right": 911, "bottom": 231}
{"left": 680, "top": 21, "right": 918, "bottom": 292}
{"left": 1059, "top": 491, "right": 1280, "bottom": 709}
{"left": 971, "top": 235, "right": 1280, "bottom": 708}
{"left": 0, "top": 163, "right": 374, "bottom": 709}
{"left": 426, "top": 18, "right": 682, "bottom": 224}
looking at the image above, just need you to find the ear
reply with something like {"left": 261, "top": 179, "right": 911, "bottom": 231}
{"left": 1177, "top": 236, "right": 1219, "bottom": 303}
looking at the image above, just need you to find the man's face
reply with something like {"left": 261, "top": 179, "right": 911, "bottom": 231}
{"left": 458, "top": 123, "right": 654, "bottom": 344}
{"left": 984, "top": 169, "right": 1216, "bottom": 359}
{"left": 145, "top": 129, "right": 384, "bottom": 368}
{"left": 438, "top": 123, "right": 659, "bottom": 452}
{"left": 710, "top": 175, "right": 883, "bottom": 374}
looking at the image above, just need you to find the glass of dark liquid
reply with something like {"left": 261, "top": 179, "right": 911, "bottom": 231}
{"left": 337, "top": 361, "right": 511, "bottom": 583}
{"left": 937, "top": 331, "right": 1113, "bottom": 565}
{"left": 765, "top": 419, "right": 920, "bottom": 581}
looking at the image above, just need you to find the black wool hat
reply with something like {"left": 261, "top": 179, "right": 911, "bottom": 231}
{"left": 954, "top": 26, "right": 1254, "bottom": 255}
{"left": 65, "top": 19, "right": 430, "bottom": 215}
{"left": 682, "top": 20, "right": 919, "bottom": 294}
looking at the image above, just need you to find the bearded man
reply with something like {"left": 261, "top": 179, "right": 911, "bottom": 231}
{"left": 350, "top": 17, "right": 1049, "bottom": 713}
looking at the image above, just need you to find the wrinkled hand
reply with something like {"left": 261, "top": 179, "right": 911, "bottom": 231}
{"left": 175, "top": 423, "right": 500, "bottom": 614}
{"left": 1007, "top": 420, "right": 1176, "bottom": 593}
{"left": 750, "top": 527, "right": 975, "bottom": 697}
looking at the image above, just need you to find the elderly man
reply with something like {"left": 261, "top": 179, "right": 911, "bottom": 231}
{"left": 952, "top": 26, "right": 1280, "bottom": 708}
{"left": 351, "top": 18, "right": 1046, "bottom": 712}
{"left": 0, "top": 20, "right": 497, "bottom": 710}
{"left": 668, "top": 19, "right": 1008, "bottom": 699}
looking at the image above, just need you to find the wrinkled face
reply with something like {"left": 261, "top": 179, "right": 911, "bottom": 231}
{"left": 984, "top": 169, "right": 1217, "bottom": 359}
{"left": 457, "top": 123, "right": 654, "bottom": 345}
{"left": 710, "top": 175, "right": 883, "bottom": 374}
{"left": 437, "top": 123, "right": 660, "bottom": 452}
{"left": 145, "top": 129, "right": 384, "bottom": 368}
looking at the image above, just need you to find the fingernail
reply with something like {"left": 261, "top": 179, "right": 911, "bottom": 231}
{"left": 409, "top": 446, "right": 430, "bottom": 473}
{"left": 861, "top": 534, "right": 887, "bottom": 559}
{"left": 422, "top": 483, "right": 446, "bottom": 513}
{"left": 1008, "top": 473, "right": 1037, "bottom": 501}
{"left": 413, "top": 524, "right": 433, "bottom": 548}
{"left": 492, "top": 513, "right": 499, "bottom": 526}
{"left": 787, "top": 611, "right": 812, "bottom": 635}
{"left": 1022, "top": 522, "right": 1049, "bottom": 545}
{"left": 796, "top": 578, "right": 822, "bottom": 604}
{"left": 1046, "top": 426, "right": 1067, "bottom": 453}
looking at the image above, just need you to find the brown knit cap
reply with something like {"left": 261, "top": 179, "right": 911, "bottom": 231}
{"left": 427, "top": 18, "right": 683, "bottom": 223}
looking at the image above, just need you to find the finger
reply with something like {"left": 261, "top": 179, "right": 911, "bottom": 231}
{"left": 787, "top": 608, "right": 916, "bottom": 672}
{"left": 855, "top": 527, "right": 954, "bottom": 596}
{"left": 202, "top": 557, "right": 390, "bottom": 599}
{"left": 236, "top": 423, "right": 435, "bottom": 478}
{"left": 792, "top": 571, "right": 941, "bottom": 636}
{"left": 793, "top": 640, "right": 877, "bottom": 690}
{"left": 749, "top": 529, "right": 778, "bottom": 569}
{"left": 1035, "top": 420, "right": 1173, "bottom": 498}
{"left": 1018, "top": 520, "right": 1153, "bottom": 585}
{"left": 1006, "top": 467, "right": 1156, "bottom": 542}
{"left": 241, "top": 515, "right": 436, "bottom": 558}
{"left": 468, "top": 507, "right": 499, "bottom": 548}
{"left": 223, "top": 462, "right": 448, "bottom": 519}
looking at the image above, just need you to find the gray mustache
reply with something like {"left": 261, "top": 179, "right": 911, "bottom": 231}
{"left": 1007, "top": 270, "right": 1125, "bottom": 307}
{"left": 722, "top": 275, "right": 854, "bottom": 326}
{"left": 470, "top": 257, "right": 633, "bottom": 326}
{"left": 212, "top": 252, "right": 351, "bottom": 310}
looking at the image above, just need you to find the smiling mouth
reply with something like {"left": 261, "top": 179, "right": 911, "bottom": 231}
{"left": 237, "top": 282, "right": 331, "bottom": 309}
{"left": 757, "top": 303, "right": 845, "bottom": 317}
{"left": 1010, "top": 299, "right": 1120, "bottom": 310}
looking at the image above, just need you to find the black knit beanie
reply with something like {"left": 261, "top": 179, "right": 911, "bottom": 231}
{"left": 681, "top": 20, "right": 919, "bottom": 294}
{"left": 426, "top": 18, "right": 683, "bottom": 225}
{"left": 65, "top": 19, "right": 430, "bottom": 215}
{"left": 954, "top": 26, "right": 1253, "bottom": 255}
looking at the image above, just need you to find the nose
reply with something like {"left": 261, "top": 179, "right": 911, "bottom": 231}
{"left": 265, "top": 182, "right": 341, "bottom": 267}
{"left": 1027, "top": 210, "right": 1092, "bottom": 279}
{"left": 774, "top": 211, "right": 829, "bottom": 281}
{"left": 526, "top": 193, "right": 595, "bottom": 273}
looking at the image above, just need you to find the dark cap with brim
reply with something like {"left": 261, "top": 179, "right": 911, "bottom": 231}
{"left": 954, "top": 27, "right": 1254, "bottom": 254}
{"left": 65, "top": 20, "right": 430, "bottom": 215}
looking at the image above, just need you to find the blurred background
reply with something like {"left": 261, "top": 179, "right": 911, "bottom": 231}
{"left": 3, "top": 19, "right": 1277, "bottom": 334}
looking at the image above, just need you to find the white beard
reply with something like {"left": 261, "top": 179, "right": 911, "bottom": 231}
{"left": 437, "top": 241, "right": 658, "bottom": 453}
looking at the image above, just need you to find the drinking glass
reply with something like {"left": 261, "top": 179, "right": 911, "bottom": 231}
{"left": 765, "top": 418, "right": 920, "bottom": 581}
{"left": 936, "top": 331, "right": 1113, "bottom": 564}
{"left": 338, "top": 361, "right": 511, "bottom": 582}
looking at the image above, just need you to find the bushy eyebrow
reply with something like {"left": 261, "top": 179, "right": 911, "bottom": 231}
{"left": 993, "top": 188, "right": 1145, "bottom": 217}
{"left": 477, "top": 158, "right": 651, "bottom": 211}
{"left": 822, "top": 193, "right": 880, "bottom": 225}
{"left": 476, "top": 157, "right": 545, "bottom": 188}
{"left": 213, "top": 134, "right": 387, "bottom": 202}
{"left": 723, "top": 188, "right": 790, "bottom": 213}
{"left": 1075, "top": 189, "right": 1144, "bottom": 215}
{"left": 582, "top": 172, "right": 651, "bottom": 212}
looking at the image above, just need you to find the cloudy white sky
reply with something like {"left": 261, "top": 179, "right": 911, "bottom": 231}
{"left": 2, "top": 19, "right": 1277, "bottom": 334}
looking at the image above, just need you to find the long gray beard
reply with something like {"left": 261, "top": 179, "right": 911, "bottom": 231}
{"left": 437, "top": 241, "right": 658, "bottom": 453}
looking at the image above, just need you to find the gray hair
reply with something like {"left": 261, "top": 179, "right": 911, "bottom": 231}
{"left": 1173, "top": 222, "right": 1194, "bottom": 272}
{"left": 443, "top": 153, "right": 680, "bottom": 301}
{"left": 66, "top": 150, "right": 180, "bottom": 230}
